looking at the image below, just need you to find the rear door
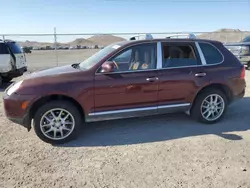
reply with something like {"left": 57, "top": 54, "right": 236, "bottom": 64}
{"left": 157, "top": 41, "right": 209, "bottom": 113}
{"left": 0, "top": 43, "right": 12, "bottom": 73}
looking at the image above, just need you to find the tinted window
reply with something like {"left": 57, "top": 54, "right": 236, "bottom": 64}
{"left": 0, "top": 43, "right": 9, "bottom": 54}
{"left": 243, "top": 36, "right": 250, "bottom": 42}
{"left": 199, "top": 43, "right": 223, "bottom": 65}
{"left": 162, "top": 44, "right": 197, "bottom": 68}
{"left": 107, "top": 43, "right": 157, "bottom": 72}
{"left": 6, "top": 42, "right": 22, "bottom": 54}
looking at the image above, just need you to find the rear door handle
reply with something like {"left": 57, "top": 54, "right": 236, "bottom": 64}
{"left": 146, "top": 77, "right": 159, "bottom": 82}
{"left": 195, "top": 72, "right": 206, "bottom": 77}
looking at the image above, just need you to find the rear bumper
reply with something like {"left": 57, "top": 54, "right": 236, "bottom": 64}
{"left": 2, "top": 66, "right": 27, "bottom": 78}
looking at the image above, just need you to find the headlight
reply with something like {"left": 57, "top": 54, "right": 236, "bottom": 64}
{"left": 7, "top": 80, "right": 23, "bottom": 95}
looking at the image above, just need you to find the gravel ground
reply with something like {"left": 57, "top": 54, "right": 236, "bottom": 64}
{"left": 0, "top": 68, "right": 250, "bottom": 188}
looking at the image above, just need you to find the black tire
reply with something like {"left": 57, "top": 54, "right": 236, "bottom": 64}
{"left": 191, "top": 89, "right": 228, "bottom": 124}
{"left": 0, "top": 76, "right": 2, "bottom": 87}
{"left": 247, "top": 62, "right": 250, "bottom": 70}
{"left": 2, "top": 77, "right": 12, "bottom": 83}
{"left": 33, "top": 100, "right": 82, "bottom": 144}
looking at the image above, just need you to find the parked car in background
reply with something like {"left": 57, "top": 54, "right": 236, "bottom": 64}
{"left": 0, "top": 40, "right": 27, "bottom": 85}
{"left": 3, "top": 36, "right": 246, "bottom": 144}
{"left": 22, "top": 46, "right": 32, "bottom": 53}
{"left": 224, "top": 36, "right": 250, "bottom": 69}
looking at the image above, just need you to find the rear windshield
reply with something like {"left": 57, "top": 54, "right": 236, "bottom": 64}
{"left": 6, "top": 42, "right": 22, "bottom": 54}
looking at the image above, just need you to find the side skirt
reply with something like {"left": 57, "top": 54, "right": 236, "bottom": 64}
{"left": 85, "top": 103, "right": 191, "bottom": 122}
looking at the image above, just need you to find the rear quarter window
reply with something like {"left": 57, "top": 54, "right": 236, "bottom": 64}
{"left": 199, "top": 43, "right": 223, "bottom": 65}
{"left": 0, "top": 43, "right": 9, "bottom": 54}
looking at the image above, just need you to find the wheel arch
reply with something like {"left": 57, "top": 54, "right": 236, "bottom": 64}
{"left": 29, "top": 94, "right": 85, "bottom": 121}
{"left": 191, "top": 83, "right": 233, "bottom": 108}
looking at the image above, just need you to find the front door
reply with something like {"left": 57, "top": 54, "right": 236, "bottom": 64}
{"left": 90, "top": 42, "right": 159, "bottom": 121}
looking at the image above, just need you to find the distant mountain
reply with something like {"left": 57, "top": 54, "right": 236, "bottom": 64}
{"left": 198, "top": 29, "right": 250, "bottom": 43}
{"left": 67, "top": 38, "right": 95, "bottom": 46}
{"left": 87, "top": 35, "right": 125, "bottom": 46}
{"left": 18, "top": 35, "right": 126, "bottom": 47}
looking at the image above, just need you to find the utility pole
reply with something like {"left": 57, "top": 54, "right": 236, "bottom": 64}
{"left": 54, "top": 27, "right": 58, "bottom": 66}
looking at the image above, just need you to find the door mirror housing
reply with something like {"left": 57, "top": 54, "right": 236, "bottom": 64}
{"left": 101, "top": 61, "right": 115, "bottom": 73}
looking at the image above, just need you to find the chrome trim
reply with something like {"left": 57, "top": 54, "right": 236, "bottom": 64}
{"left": 157, "top": 42, "right": 162, "bottom": 69}
{"left": 157, "top": 103, "right": 190, "bottom": 109}
{"left": 89, "top": 103, "right": 191, "bottom": 116}
{"left": 89, "top": 106, "right": 157, "bottom": 116}
{"left": 195, "top": 42, "right": 207, "bottom": 65}
{"left": 94, "top": 41, "right": 225, "bottom": 75}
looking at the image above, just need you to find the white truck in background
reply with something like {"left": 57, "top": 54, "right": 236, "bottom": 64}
{"left": 0, "top": 40, "right": 27, "bottom": 86}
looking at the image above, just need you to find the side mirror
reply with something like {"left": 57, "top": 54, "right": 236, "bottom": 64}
{"left": 101, "top": 61, "right": 115, "bottom": 73}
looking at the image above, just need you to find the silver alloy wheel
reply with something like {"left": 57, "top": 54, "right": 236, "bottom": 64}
{"left": 200, "top": 94, "right": 225, "bottom": 121}
{"left": 40, "top": 108, "right": 75, "bottom": 140}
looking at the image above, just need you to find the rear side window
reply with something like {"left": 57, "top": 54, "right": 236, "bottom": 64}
{"left": 6, "top": 42, "right": 22, "bottom": 54}
{"left": 162, "top": 44, "right": 198, "bottom": 68}
{"left": 0, "top": 43, "right": 9, "bottom": 54}
{"left": 199, "top": 43, "right": 223, "bottom": 65}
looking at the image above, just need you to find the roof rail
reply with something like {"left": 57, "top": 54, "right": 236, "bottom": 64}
{"left": 166, "top": 33, "right": 196, "bottom": 39}
{"left": 129, "top": 34, "right": 153, "bottom": 40}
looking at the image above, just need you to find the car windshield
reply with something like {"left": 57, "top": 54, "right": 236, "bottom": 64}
{"left": 79, "top": 44, "right": 120, "bottom": 70}
{"left": 6, "top": 42, "right": 22, "bottom": 54}
{"left": 242, "top": 36, "right": 250, "bottom": 42}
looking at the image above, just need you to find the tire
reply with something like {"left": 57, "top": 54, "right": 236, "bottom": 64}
{"left": 191, "top": 89, "right": 227, "bottom": 124}
{"left": 0, "top": 76, "right": 2, "bottom": 87}
{"left": 2, "top": 77, "right": 12, "bottom": 83}
{"left": 247, "top": 62, "right": 250, "bottom": 70}
{"left": 33, "top": 100, "right": 82, "bottom": 144}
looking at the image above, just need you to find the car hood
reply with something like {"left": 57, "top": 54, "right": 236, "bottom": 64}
{"left": 25, "top": 64, "right": 80, "bottom": 79}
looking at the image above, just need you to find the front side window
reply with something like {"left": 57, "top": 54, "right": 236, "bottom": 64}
{"left": 79, "top": 43, "right": 120, "bottom": 70}
{"left": 102, "top": 43, "right": 157, "bottom": 73}
{"left": 0, "top": 43, "right": 9, "bottom": 54}
{"left": 199, "top": 43, "right": 223, "bottom": 65}
{"left": 162, "top": 44, "right": 197, "bottom": 68}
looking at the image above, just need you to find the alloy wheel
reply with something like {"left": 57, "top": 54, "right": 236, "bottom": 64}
{"left": 40, "top": 108, "right": 75, "bottom": 140}
{"left": 200, "top": 94, "right": 225, "bottom": 121}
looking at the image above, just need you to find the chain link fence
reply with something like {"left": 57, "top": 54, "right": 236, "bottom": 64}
{"left": 1, "top": 31, "right": 249, "bottom": 71}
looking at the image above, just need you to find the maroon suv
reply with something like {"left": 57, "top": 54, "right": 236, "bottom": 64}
{"left": 3, "top": 38, "right": 246, "bottom": 144}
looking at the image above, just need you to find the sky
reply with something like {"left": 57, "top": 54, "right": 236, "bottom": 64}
{"left": 0, "top": 0, "right": 249, "bottom": 42}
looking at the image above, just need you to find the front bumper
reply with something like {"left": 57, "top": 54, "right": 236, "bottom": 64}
{"left": 3, "top": 92, "right": 35, "bottom": 131}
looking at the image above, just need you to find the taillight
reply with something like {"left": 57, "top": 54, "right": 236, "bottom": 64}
{"left": 240, "top": 66, "right": 245, "bottom": 79}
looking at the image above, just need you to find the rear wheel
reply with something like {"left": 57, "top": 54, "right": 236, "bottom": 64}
{"left": 191, "top": 89, "right": 227, "bottom": 124}
{"left": 33, "top": 100, "right": 82, "bottom": 144}
{"left": 247, "top": 62, "right": 250, "bottom": 70}
{"left": 2, "top": 77, "right": 13, "bottom": 83}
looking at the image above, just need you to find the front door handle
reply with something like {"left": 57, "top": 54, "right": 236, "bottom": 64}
{"left": 146, "top": 77, "right": 159, "bottom": 82}
{"left": 195, "top": 72, "right": 206, "bottom": 77}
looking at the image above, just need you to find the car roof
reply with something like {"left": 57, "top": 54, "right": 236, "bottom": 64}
{"left": 115, "top": 38, "right": 221, "bottom": 47}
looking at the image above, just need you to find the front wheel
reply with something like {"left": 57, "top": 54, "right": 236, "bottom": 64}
{"left": 191, "top": 89, "right": 227, "bottom": 124}
{"left": 33, "top": 100, "right": 82, "bottom": 144}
